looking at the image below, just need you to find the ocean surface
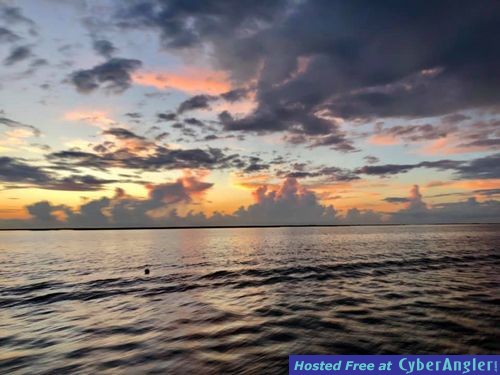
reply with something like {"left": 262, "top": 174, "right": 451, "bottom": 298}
{"left": 0, "top": 224, "right": 499, "bottom": 374}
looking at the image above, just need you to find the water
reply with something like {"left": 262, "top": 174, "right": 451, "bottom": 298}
{"left": 0, "top": 225, "right": 499, "bottom": 374}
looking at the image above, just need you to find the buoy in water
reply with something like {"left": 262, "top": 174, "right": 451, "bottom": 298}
{"left": 144, "top": 268, "right": 150, "bottom": 275}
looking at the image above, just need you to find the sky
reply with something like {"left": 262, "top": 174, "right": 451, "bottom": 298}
{"left": 0, "top": 0, "right": 499, "bottom": 228}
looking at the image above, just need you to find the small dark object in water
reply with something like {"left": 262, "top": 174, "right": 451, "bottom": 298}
{"left": 144, "top": 268, "right": 150, "bottom": 275}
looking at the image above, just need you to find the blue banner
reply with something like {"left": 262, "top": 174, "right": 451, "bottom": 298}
{"left": 289, "top": 355, "right": 499, "bottom": 375}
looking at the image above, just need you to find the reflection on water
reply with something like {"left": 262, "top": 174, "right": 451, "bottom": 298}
{"left": 0, "top": 225, "right": 499, "bottom": 374}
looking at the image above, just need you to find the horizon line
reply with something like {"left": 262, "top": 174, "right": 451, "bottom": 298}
{"left": 1, "top": 222, "right": 499, "bottom": 232}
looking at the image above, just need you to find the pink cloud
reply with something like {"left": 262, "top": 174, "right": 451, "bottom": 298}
{"left": 132, "top": 68, "right": 231, "bottom": 94}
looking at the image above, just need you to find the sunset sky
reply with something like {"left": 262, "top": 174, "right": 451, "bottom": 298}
{"left": 1, "top": 0, "right": 499, "bottom": 228}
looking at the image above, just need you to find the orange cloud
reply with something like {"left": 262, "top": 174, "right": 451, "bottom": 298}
{"left": 64, "top": 110, "right": 116, "bottom": 128}
{"left": 132, "top": 68, "right": 231, "bottom": 95}
{"left": 368, "top": 134, "right": 398, "bottom": 145}
{"left": 443, "top": 179, "right": 500, "bottom": 190}
{"left": 231, "top": 173, "right": 275, "bottom": 190}
{"left": 420, "top": 135, "right": 493, "bottom": 155}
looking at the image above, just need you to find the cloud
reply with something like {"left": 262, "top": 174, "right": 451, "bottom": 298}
{"left": 220, "top": 88, "right": 250, "bottom": 102}
{"left": 227, "top": 177, "right": 338, "bottom": 225}
{"left": 355, "top": 154, "right": 500, "bottom": 180}
{"left": 363, "top": 156, "right": 379, "bottom": 164}
{"left": 47, "top": 144, "right": 242, "bottom": 172}
{"left": 124, "top": 112, "right": 142, "bottom": 119}
{"left": 414, "top": 119, "right": 500, "bottom": 155}
{"left": 0, "top": 116, "right": 41, "bottom": 137}
{"left": 18, "top": 177, "right": 340, "bottom": 227}
{"left": 0, "top": 5, "right": 37, "bottom": 36}
{"left": 177, "top": 94, "right": 216, "bottom": 114}
{"left": 243, "top": 157, "right": 270, "bottom": 174}
{"left": 39, "top": 175, "right": 119, "bottom": 191}
{"left": 132, "top": 68, "right": 230, "bottom": 94}
{"left": 383, "top": 197, "right": 411, "bottom": 203}
{"left": 184, "top": 118, "right": 206, "bottom": 127}
{"left": 0, "top": 157, "right": 119, "bottom": 191}
{"left": 389, "top": 185, "right": 500, "bottom": 224}
{"left": 110, "top": 0, "right": 500, "bottom": 146}
{"left": 2, "top": 177, "right": 500, "bottom": 229}
{"left": 455, "top": 153, "right": 500, "bottom": 179}
{"left": 281, "top": 165, "right": 359, "bottom": 183}
{"left": 369, "top": 123, "right": 453, "bottom": 145}
{"left": 63, "top": 110, "right": 116, "bottom": 128}
{"left": 69, "top": 58, "right": 142, "bottom": 93}
{"left": 92, "top": 39, "right": 117, "bottom": 58}
{"left": 474, "top": 188, "right": 500, "bottom": 197}
{"left": 26, "top": 201, "right": 67, "bottom": 224}
{"left": 102, "top": 127, "right": 145, "bottom": 141}
{"left": 3, "top": 45, "right": 32, "bottom": 65}
{"left": 177, "top": 88, "right": 254, "bottom": 115}
{"left": 157, "top": 112, "right": 177, "bottom": 121}
{"left": 1, "top": 5, "right": 36, "bottom": 26}
{"left": 44, "top": 124, "right": 267, "bottom": 174}
{"left": 0, "top": 157, "right": 51, "bottom": 184}
{"left": 18, "top": 173, "right": 214, "bottom": 228}
{"left": 0, "top": 27, "right": 20, "bottom": 43}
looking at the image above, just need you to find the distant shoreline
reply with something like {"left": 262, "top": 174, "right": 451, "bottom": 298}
{"left": 0, "top": 222, "right": 498, "bottom": 232}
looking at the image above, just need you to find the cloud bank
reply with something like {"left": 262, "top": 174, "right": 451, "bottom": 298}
{"left": 2, "top": 178, "right": 498, "bottom": 229}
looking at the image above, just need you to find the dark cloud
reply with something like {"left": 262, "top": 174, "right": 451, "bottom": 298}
{"left": 177, "top": 95, "right": 216, "bottom": 114}
{"left": 0, "top": 157, "right": 119, "bottom": 192}
{"left": 155, "top": 132, "right": 169, "bottom": 141}
{"left": 0, "top": 27, "right": 20, "bottom": 43}
{"left": 0, "top": 116, "right": 41, "bottom": 136}
{"left": 114, "top": 0, "right": 286, "bottom": 50}
{"left": 69, "top": 57, "right": 142, "bottom": 93}
{"left": 372, "top": 122, "right": 453, "bottom": 143}
{"left": 3, "top": 45, "right": 32, "bottom": 65}
{"left": 29, "top": 58, "right": 48, "bottom": 68}
{"left": 441, "top": 113, "right": 470, "bottom": 124}
{"left": 184, "top": 118, "right": 205, "bottom": 127}
{"left": 148, "top": 176, "right": 213, "bottom": 205}
{"left": 0, "top": 157, "right": 51, "bottom": 184}
{"left": 356, "top": 164, "right": 418, "bottom": 176}
{"left": 92, "top": 39, "right": 117, "bottom": 58}
{"left": 383, "top": 197, "right": 411, "bottom": 203}
{"left": 1, "top": 5, "right": 35, "bottom": 24}
{"left": 243, "top": 157, "right": 270, "bottom": 173}
{"left": 47, "top": 145, "right": 242, "bottom": 172}
{"left": 474, "top": 188, "right": 500, "bottom": 197}
{"left": 356, "top": 153, "right": 500, "bottom": 180}
{"left": 125, "top": 112, "right": 142, "bottom": 119}
{"left": 203, "top": 134, "right": 218, "bottom": 141}
{"left": 363, "top": 156, "right": 379, "bottom": 164}
{"left": 284, "top": 165, "right": 359, "bottom": 182}
{"left": 41, "top": 175, "right": 119, "bottom": 192}
{"left": 0, "top": 5, "right": 37, "bottom": 35}
{"left": 157, "top": 112, "right": 177, "bottom": 121}
{"left": 455, "top": 153, "right": 500, "bottom": 179}
{"left": 112, "top": 0, "right": 500, "bottom": 145}
{"left": 26, "top": 201, "right": 65, "bottom": 224}
{"left": 220, "top": 88, "right": 249, "bottom": 102}
{"left": 177, "top": 89, "right": 250, "bottom": 116}
{"left": 102, "top": 127, "right": 145, "bottom": 140}
{"left": 308, "top": 134, "right": 356, "bottom": 151}
{"left": 356, "top": 160, "right": 464, "bottom": 177}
